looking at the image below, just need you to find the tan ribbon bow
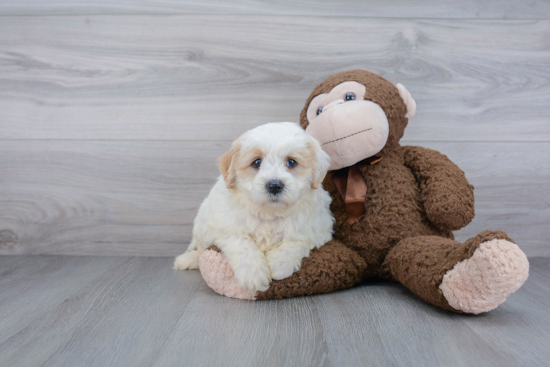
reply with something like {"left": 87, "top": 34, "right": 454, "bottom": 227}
{"left": 332, "top": 156, "right": 382, "bottom": 225}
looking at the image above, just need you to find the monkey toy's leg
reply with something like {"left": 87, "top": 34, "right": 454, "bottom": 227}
{"left": 382, "top": 230, "right": 529, "bottom": 314}
{"left": 198, "top": 240, "right": 367, "bottom": 300}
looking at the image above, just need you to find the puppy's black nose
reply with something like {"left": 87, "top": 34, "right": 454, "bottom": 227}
{"left": 266, "top": 180, "right": 284, "bottom": 195}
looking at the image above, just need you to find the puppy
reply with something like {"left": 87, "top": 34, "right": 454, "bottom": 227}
{"left": 174, "top": 122, "right": 333, "bottom": 293}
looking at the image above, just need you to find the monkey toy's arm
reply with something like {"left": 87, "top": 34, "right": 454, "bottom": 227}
{"left": 403, "top": 146, "right": 475, "bottom": 231}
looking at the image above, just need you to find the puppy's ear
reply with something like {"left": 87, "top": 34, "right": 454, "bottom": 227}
{"left": 307, "top": 137, "right": 331, "bottom": 189}
{"left": 218, "top": 140, "right": 241, "bottom": 189}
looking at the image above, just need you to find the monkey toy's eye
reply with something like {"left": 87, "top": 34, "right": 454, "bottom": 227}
{"left": 286, "top": 159, "right": 297, "bottom": 168}
{"left": 252, "top": 159, "right": 261, "bottom": 168}
{"left": 316, "top": 107, "right": 323, "bottom": 115}
{"left": 345, "top": 92, "right": 356, "bottom": 101}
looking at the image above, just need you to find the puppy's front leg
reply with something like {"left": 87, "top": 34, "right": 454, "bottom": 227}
{"left": 266, "top": 241, "right": 311, "bottom": 280}
{"left": 174, "top": 238, "right": 203, "bottom": 270}
{"left": 221, "top": 237, "right": 272, "bottom": 293}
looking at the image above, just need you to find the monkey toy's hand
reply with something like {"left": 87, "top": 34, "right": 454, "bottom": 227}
{"left": 404, "top": 146, "right": 475, "bottom": 231}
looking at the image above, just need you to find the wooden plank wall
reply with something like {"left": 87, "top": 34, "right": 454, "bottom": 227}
{"left": 1, "top": 1, "right": 549, "bottom": 256}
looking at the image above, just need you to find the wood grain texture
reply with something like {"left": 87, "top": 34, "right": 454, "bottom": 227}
{"left": 0, "top": 255, "right": 548, "bottom": 367}
{"left": 311, "top": 284, "right": 511, "bottom": 366}
{"left": 0, "top": 256, "right": 204, "bottom": 366}
{"left": 1, "top": 10, "right": 548, "bottom": 257}
{"left": 154, "top": 286, "right": 331, "bottom": 367}
{"left": 0, "top": 256, "right": 126, "bottom": 345}
{"left": 1, "top": 16, "right": 549, "bottom": 142}
{"left": 1, "top": 140, "right": 548, "bottom": 256}
{"left": 0, "top": 0, "right": 549, "bottom": 19}
{"left": 0, "top": 140, "right": 220, "bottom": 256}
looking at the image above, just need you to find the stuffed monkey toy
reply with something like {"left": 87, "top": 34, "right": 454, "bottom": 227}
{"left": 198, "top": 70, "right": 529, "bottom": 314}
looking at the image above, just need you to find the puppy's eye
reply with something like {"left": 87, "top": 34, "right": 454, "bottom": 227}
{"left": 316, "top": 107, "right": 323, "bottom": 115}
{"left": 345, "top": 92, "right": 356, "bottom": 101}
{"left": 286, "top": 159, "right": 297, "bottom": 168}
{"left": 252, "top": 159, "right": 261, "bottom": 169}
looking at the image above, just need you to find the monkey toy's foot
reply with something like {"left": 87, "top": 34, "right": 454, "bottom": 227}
{"left": 439, "top": 237, "right": 529, "bottom": 314}
{"left": 198, "top": 242, "right": 367, "bottom": 300}
{"left": 385, "top": 230, "right": 529, "bottom": 314}
{"left": 198, "top": 246, "right": 256, "bottom": 300}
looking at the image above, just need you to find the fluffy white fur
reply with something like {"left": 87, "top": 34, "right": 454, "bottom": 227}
{"left": 174, "top": 122, "right": 334, "bottom": 293}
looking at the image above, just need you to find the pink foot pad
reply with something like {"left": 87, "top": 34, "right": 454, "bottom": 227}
{"left": 199, "top": 248, "right": 256, "bottom": 300}
{"left": 440, "top": 239, "right": 529, "bottom": 314}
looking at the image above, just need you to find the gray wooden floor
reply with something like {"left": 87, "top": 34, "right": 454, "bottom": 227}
{"left": 0, "top": 255, "right": 548, "bottom": 367}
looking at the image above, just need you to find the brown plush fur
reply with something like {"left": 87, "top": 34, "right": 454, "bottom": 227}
{"left": 256, "top": 241, "right": 367, "bottom": 300}
{"left": 382, "top": 230, "right": 515, "bottom": 312}
{"left": 251, "top": 70, "right": 508, "bottom": 313}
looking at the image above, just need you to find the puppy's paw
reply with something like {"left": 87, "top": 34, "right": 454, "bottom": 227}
{"left": 266, "top": 251, "right": 299, "bottom": 280}
{"left": 233, "top": 260, "right": 272, "bottom": 293}
{"left": 174, "top": 251, "right": 200, "bottom": 270}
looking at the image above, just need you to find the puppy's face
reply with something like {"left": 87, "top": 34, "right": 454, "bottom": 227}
{"left": 219, "top": 122, "right": 330, "bottom": 210}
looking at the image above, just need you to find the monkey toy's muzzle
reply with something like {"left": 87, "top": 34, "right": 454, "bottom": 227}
{"left": 305, "top": 100, "right": 389, "bottom": 171}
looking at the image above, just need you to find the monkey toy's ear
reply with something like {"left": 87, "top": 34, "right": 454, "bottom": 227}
{"left": 396, "top": 83, "right": 417, "bottom": 119}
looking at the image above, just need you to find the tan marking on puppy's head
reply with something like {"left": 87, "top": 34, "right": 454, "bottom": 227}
{"left": 303, "top": 141, "right": 320, "bottom": 189}
{"left": 306, "top": 138, "right": 331, "bottom": 189}
{"left": 279, "top": 147, "right": 312, "bottom": 189}
{"left": 234, "top": 147, "right": 265, "bottom": 185}
{"left": 218, "top": 138, "right": 242, "bottom": 189}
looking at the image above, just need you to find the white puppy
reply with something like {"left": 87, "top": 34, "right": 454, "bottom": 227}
{"left": 174, "top": 122, "right": 333, "bottom": 293}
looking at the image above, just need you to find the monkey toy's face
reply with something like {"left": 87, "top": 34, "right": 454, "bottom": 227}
{"left": 302, "top": 72, "right": 416, "bottom": 171}
{"left": 305, "top": 81, "right": 389, "bottom": 171}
